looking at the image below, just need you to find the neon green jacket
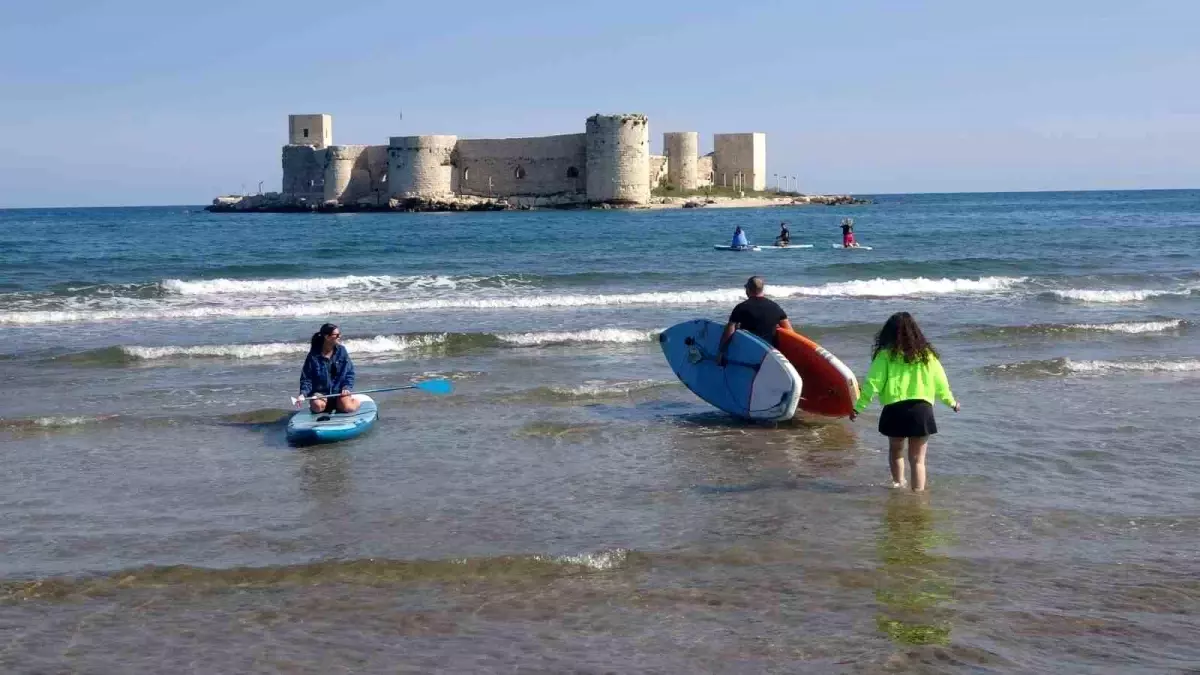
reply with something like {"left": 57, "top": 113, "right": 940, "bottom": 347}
{"left": 853, "top": 349, "right": 957, "bottom": 413}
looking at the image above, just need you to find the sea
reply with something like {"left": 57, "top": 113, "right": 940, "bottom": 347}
{"left": 1, "top": 190, "right": 1197, "bottom": 674}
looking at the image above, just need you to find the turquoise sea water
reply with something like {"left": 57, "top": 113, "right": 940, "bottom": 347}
{"left": 1, "top": 191, "right": 1198, "bottom": 672}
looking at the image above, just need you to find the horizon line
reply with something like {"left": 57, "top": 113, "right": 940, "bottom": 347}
{"left": 1, "top": 186, "right": 1196, "bottom": 211}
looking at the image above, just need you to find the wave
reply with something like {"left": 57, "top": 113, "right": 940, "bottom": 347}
{"left": 1066, "top": 320, "right": 1189, "bottom": 334}
{"left": 984, "top": 356, "right": 1200, "bottom": 377}
{"left": 0, "top": 276, "right": 1028, "bottom": 325}
{"left": 518, "top": 379, "right": 676, "bottom": 402}
{"left": 1, "top": 548, "right": 641, "bottom": 601}
{"left": 966, "top": 319, "right": 1190, "bottom": 339}
{"left": 1045, "top": 288, "right": 1197, "bottom": 304}
{"left": 38, "top": 329, "right": 664, "bottom": 366}
{"left": 127, "top": 333, "right": 452, "bottom": 361}
{"left": 0, "top": 414, "right": 120, "bottom": 432}
{"left": 777, "top": 276, "right": 1026, "bottom": 297}
{"left": 160, "top": 274, "right": 521, "bottom": 296}
{"left": 496, "top": 328, "right": 658, "bottom": 346}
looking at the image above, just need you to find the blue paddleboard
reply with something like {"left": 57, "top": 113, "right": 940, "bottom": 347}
{"left": 659, "top": 319, "right": 801, "bottom": 421}
{"left": 287, "top": 394, "right": 378, "bottom": 446}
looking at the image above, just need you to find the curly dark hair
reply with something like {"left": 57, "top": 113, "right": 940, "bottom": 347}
{"left": 872, "top": 312, "right": 938, "bottom": 363}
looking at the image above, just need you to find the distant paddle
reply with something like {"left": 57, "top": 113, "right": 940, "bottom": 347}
{"left": 290, "top": 378, "right": 453, "bottom": 406}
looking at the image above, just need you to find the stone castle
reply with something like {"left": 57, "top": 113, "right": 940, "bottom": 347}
{"left": 278, "top": 113, "right": 767, "bottom": 208}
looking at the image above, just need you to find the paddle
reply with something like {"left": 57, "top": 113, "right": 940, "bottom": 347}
{"left": 290, "top": 378, "right": 453, "bottom": 406}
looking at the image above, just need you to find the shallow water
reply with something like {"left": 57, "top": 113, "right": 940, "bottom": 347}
{"left": 2, "top": 191, "right": 1199, "bottom": 673}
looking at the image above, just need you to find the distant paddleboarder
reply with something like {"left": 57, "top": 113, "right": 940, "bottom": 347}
{"left": 840, "top": 218, "right": 859, "bottom": 248}
{"left": 776, "top": 222, "right": 791, "bottom": 247}
{"left": 731, "top": 226, "right": 750, "bottom": 250}
{"left": 297, "top": 323, "right": 359, "bottom": 413}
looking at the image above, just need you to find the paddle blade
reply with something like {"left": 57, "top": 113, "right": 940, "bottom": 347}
{"left": 414, "top": 378, "right": 453, "bottom": 395}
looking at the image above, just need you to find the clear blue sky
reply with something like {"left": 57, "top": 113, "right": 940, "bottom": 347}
{"left": 1, "top": 0, "right": 1197, "bottom": 207}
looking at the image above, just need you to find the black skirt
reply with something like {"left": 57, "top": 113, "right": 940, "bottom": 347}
{"left": 878, "top": 399, "right": 938, "bottom": 438}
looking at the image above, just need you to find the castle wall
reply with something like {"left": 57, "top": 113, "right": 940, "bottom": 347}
{"left": 697, "top": 153, "right": 714, "bottom": 187}
{"left": 585, "top": 114, "right": 650, "bottom": 204}
{"left": 455, "top": 134, "right": 586, "bottom": 198}
{"left": 664, "top": 131, "right": 699, "bottom": 190}
{"left": 289, "top": 114, "right": 332, "bottom": 149}
{"left": 282, "top": 145, "right": 326, "bottom": 202}
{"left": 713, "top": 133, "right": 766, "bottom": 191}
{"left": 649, "top": 155, "right": 667, "bottom": 187}
{"left": 388, "top": 135, "right": 457, "bottom": 199}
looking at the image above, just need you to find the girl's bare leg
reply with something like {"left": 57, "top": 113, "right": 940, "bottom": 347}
{"left": 907, "top": 436, "right": 929, "bottom": 491}
{"left": 888, "top": 437, "right": 906, "bottom": 487}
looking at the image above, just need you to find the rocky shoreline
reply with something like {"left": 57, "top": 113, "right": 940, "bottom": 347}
{"left": 205, "top": 192, "right": 869, "bottom": 214}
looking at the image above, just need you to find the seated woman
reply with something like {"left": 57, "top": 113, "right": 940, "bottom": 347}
{"left": 732, "top": 226, "right": 750, "bottom": 249}
{"left": 297, "top": 323, "right": 359, "bottom": 414}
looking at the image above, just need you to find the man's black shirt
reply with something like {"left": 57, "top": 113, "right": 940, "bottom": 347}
{"left": 729, "top": 296, "right": 788, "bottom": 345}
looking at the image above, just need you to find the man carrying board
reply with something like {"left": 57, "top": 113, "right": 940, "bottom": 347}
{"left": 717, "top": 276, "right": 793, "bottom": 364}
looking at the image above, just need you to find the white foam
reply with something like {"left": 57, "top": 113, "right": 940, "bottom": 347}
{"left": 543, "top": 548, "right": 631, "bottom": 570}
{"left": 1052, "top": 289, "right": 1185, "bottom": 303}
{"left": 161, "top": 274, "right": 468, "bottom": 296}
{"left": 498, "top": 328, "right": 658, "bottom": 346}
{"left": 548, "top": 379, "right": 670, "bottom": 397}
{"left": 122, "top": 334, "right": 449, "bottom": 360}
{"left": 31, "top": 415, "right": 116, "bottom": 427}
{"left": 0, "top": 277, "right": 1029, "bottom": 325}
{"left": 1067, "top": 320, "right": 1186, "bottom": 334}
{"left": 1066, "top": 359, "right": 1200, "bottom": 373}
{"left": 775, "top": 276, "right": 1027, "bottom": 298}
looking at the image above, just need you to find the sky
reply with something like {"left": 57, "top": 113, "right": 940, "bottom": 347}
{"left": 0, "top": 0, "right": 1198, "bottom": 207}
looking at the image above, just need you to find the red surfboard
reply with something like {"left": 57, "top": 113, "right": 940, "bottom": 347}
{"left": 774, "top": 329, "right": 860, "bottom": 417}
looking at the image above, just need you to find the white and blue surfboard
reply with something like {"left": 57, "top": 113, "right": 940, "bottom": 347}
{"left": 659, "top": 319, "right": 801, "bottom": 422}
{"left": 286, "top": 394, "right": 378, "bottom": 446}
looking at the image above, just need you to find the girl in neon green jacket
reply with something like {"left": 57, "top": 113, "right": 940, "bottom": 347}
{"left": 850, "top": 312, "right": 960, "bottom": 491}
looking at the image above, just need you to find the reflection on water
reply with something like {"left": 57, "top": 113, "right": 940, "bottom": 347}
{"left": 875, "top": 492, "right": 955, "bottom": 646}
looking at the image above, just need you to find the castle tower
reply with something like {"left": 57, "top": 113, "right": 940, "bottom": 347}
{"left": 323, "top": 145, "right": 370, "bottom": 203}
{"left": 585, "top": 114, "right": 650, "bottom": 204}
{"left": 713, "top": 133, "right": 766, "bottom": 191}
{"left": 387, "top": 135, "right": 458, "bottom": 199}
{"left": 288, "top": 114, "right": 332, "bottom": 149}
{"left": 663, "top": 131, "right": 699, "bottom": 190}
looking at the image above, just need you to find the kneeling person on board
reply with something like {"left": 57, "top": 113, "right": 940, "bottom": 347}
{"left": 297, "top": 323, "right": 360, "bottom": 414}
{"left": 776, "top": 222, "right": 791, "bottom": 246}
{"left": 731, "top": 226, "right": 750, "bottom": 249}
{"left": 717, "top": 276, "right": 793, "bottom": 365}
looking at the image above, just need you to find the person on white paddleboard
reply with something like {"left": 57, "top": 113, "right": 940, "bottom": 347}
{"left": 840, "top": 218, "right": 860, "bottom": 248}
{"left": 776, "top": 222, "right": 791, "bottom": 247}
{"left": 297, "top": 323, "right": 360, "bottom": 414}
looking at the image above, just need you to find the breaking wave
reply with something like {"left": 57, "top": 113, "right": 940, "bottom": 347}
{"left": 1, "top": 548, "right": 642, "bottom": 601}
{"left": 160, "top": 274, "right": 517, "bottom": 296}
{"left": 1046, "top": 288, "right": 1197, "bottom": 304}
{"left": 496, "top": 328, "right": 658, "bottom": 346}
{"left": 0, "top": 414, "right": 120, "bottom": 432}
{"left": 984, "top": 356, "right": 1200, "bottom": 377}
{"left": 38, "top": 329, "right": 665, "bottom": 365}
{"left": 966, "top": 319, "right": 1189, "bottom": 339}
{"left": 0, "top": 276, "right": 1028, "bottom": 325}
